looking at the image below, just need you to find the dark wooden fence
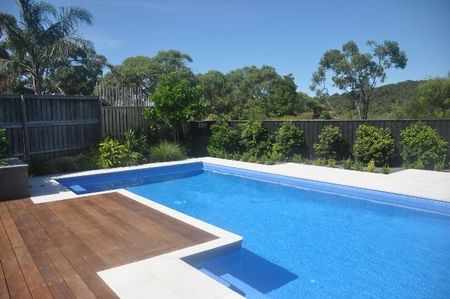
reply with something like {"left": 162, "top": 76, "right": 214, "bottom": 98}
{"left": 101, "top": 106, "right": 152, "bottom": 137}
{"left": 0, "top": 94, "right": 101, "bottom": 163}
{"left": 185, "top": 119, "right": 450, "bottom": 158}
{"left": 1, "top": 93, "right": 449, "bottom": 165}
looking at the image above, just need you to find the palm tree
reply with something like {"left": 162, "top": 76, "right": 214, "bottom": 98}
{"left": 0, "top": 0, "right": 93, "bottom": 94}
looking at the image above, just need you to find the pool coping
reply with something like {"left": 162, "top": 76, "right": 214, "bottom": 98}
{"left": 27, "top": 157, "right": 450, "bottom": 298}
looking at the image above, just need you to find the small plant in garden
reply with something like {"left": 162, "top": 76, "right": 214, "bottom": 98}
{"left": 150, "top": 141, "right": 187, "bottom": 162}
{"left": 207, "top": 117, "right": 240, "bottom": 157}
{"left": 327, "top": 159, "right": 337, "bottom": 168}
{"left": 434, "top": 162, "right": 444, "bottom": 171}
{"left": 313, "top": 126, "right": 348, "bottom": 160}
{"left": 353, "top": 124, "right": 395, "bottom": 165}
{"left": 315, "top": 158, "right": 326, "bottom": 166}
{"left": 400, "top": 122, "right": 448, "bottom": 170}
{"left": 240, "top": 120, "right": 270, "bottom": 157}
{"left": 367, "top": 159, "right": 376, "bottom": 172}
{"left": 381, "top": 165, "right": 390, "bottom": 174}
{"left": 292, "top": 154, "right": 304, "bottom": 164}
{"left": 97, "top": 137, "right": 138, "bottom": 168}
{"left": 0, "top": 128, "right": 8, "bottom": 165}
{"left": 124, "top": 130, "right": 148, "bottom": 161}
{"left": 352, "top": 161, "right": 364, "bottom": 171}
{"left": 341, "top": 158, "right": 352, "bottom": 169}
{"left": 271, "top": 122, "right": 305, "bottom": 159}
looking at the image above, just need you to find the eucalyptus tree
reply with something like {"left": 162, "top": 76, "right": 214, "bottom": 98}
{"left": 311, "top": 40, "right": 407, "bottom": 119}
{"left": 0, "top": 0, "right": 94, "bottom": 94}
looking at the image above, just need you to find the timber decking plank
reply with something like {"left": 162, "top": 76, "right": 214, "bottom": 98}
{"left": 0, "top": 260, "right": 10, "bottom": 299}
{"left": 27, "top": 201, "right": 118, "bottom": 299}
{"left": 6, "top": 200, "right": 76, "bottom": 299}
{"left": 0, "top": 204, "right": 53, "bottom": 299}
{"left": 0, "top": 210, "right": 32, "bottom": 299}
{"left": 0, "top": 192, "right": 216, "bottom": 298}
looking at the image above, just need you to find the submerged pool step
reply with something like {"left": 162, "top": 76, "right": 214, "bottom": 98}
{"left": 200, "top": 269, "right": 268, "bottom": 299}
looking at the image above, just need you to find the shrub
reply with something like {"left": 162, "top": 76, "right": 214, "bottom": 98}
{"left": 271, "top": 122, "right": 305, "bottom": 159}
{"left": 124, "top": 130, "right": 148, "bottom": 161}
{"left": 292, "top": 154, "right": 304, "bottom": 164}
{"left": 315, "top": 158, "right": 326, "bottom": 166}
{"left": 400, "top": 122, "right": 448, "bottom": 169}
{"left": 327, "top": 159, "right": 337, "bottom": 168}
{"left": 367, "top": 159, "right": 376, "bottom": 172}
{"left": 342, "top": 158, "right": 352, "bottom": 169}
{"left": 240, "top": 120, "right": 270, "bottom": 157}
{"left": 434, "top": 162, "right": 444, "bottom": 171}
{"left": 353, "top": 124, "right": 395, "bottom": 165}
{"left": 381, "top": 165, "right": 390, "bottom": 174}
{"left": 150, "top": 141, "right": 187, "bottom": 162}
{"left": 352, "top": 161, "right": 364, "bottom": 171}
{"left": 313, "top": 126, "right": 348, "bottom": 160}
{"left": 207, "top": 117, "right": 240, "bottom": 156}
{"left": 0, "top": 128, "right": 7, "bottom": 164}
{"left": 97, "top": 138, "right": 139, "bottom": 169}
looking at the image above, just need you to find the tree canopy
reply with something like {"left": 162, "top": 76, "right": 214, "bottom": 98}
{"left": 143, "top": 71, "right": 204, "bottom": 130}
{"left": 100, "top": 50, "right": 193, "bottom": 96}
{"left": 0, "top": 0, "right": 105, "bottom": 94}
{"left": 311, "top": 40, "right": 407, "bottom": 119}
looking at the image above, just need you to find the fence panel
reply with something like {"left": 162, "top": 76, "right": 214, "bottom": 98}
{"left": 0, "top": 95, "right": 101, "bottom": 163}
{"left": 101, "top": 106, "right": 152, "bottom": 137}
{"left": 186, "top": 119, "right": 450, "bottom": 159}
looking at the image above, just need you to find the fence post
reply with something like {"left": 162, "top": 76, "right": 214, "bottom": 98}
{"left": 97, "top": 97, "right": 103, "bottom": 140}
{"left": 19, "top": 95, "right": 31, "bottom": 162}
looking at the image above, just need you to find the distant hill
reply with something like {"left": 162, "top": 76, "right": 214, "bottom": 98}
{"left": 322, "top": 80, "right": 422, "bottom": 119}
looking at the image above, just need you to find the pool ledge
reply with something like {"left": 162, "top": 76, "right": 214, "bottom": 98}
{"left": 98, "top": 189, "right": 244, "bottom": 299}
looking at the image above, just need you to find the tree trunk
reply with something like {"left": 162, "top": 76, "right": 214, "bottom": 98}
{"left": 361, "top": 94, "right": 370, "bottom": 120}
{"left": 31, "top": 69, "right": 43, "bottom": 95}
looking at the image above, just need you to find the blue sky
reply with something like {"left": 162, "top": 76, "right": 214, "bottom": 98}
{"left": 1, "top": 0, "right": 449, "bottom": 94}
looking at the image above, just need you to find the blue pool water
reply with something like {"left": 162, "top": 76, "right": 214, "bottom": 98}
{"left": 58, "top": 164, "right": 450, "bottom": 298}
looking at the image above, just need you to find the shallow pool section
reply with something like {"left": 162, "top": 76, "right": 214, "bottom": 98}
{"left": 57, "top": 162, "right": 450, "bottom": 298}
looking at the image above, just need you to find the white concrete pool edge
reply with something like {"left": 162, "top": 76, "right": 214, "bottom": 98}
{"left": 26, "top": 158, "right": 450, "bottom": 298}
{"left": 29, "top": 157, "right": 450, "bottom": 204}
{"left": 97, "top": 189, "right": 244, "bottom": 299}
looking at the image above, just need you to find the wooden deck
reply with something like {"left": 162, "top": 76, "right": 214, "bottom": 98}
{"left": 0, "top": 192, "right": 217, "bottom": 298}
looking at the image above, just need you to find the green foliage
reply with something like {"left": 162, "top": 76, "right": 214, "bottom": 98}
{"left": 240, "top": 121, "right": 270, "bottom": 157}
{"left": 315, "top": 158, "right": 326, "bottom": 166}
{"left": 149, "top": 141, "right": 187, "bottom": 162}
{"left": 367, "top": 159, "right": 376, "bottom": 172}
{"left": 434, "top": 162, "right": 445, "bottom": 171}
{"left": 313, "top": 126, "right": 348, "bottom": 160}
{"left": 400, "top": 122, "right": 448, "bottom": 169}
{"left": 100, "top": 50, "right": 193, "bottom": 94}
{"left": 311, "top": 40, "right": 407, "bottom": 119}
{"left": 0, "top": 0, "right": 96, "bottom": 94}
{"left": 352, "top": 161, "right": 364, "bottom": 171}
{"left": 327, "top": 159, "right": 337, "bottom": 168}
{"left": 198, "top": 71, "right": 231, "bottom": 117}
{"left": 381, "top": 165, "right": 390, "bottom": 174}
{"left": 323, "top": 80, "right": 421, "bottom": 119}
{"left": 207, "top": 117, "right": 240, "bottom": 156}
{"left": 414, "top": 78, "right": 450, "bottom": 119}
{"left": 144, "top": 71, "right": 204, "bottom": 129}
{"left": 271, "top": 122, "right": 305, "bottom": 159}
{"left": 223, "top": 66, "right": 304, "bottom": 119}
{"left": 123, "top": 130, "right": 148, "bottom": 162}
{"left": 342, "top": 158, "right": 352, "bottom": 169}
{"left": 97, "top": 138, "right": 138, "bottom": 168}
{"left": 353, "top": 125, "right": 395, "bottom": 165}
{"left": 292, "top": 154, "right": 304, "bottom": 164}
{"left": 0, "top": 128, "right": 7, "bottom": 160}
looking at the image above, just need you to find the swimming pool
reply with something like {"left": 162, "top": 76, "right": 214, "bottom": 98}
{"left": 57, "top": 162, "right": 450, "bottom": 298}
